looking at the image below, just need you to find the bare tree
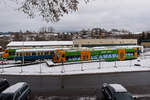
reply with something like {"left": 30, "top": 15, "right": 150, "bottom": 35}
{"left": 17, "top": 0, "right": 89, "bottom": 22}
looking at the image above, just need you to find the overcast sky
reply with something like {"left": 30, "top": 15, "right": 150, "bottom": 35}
{"left": 0, "top": 0, "right": 150, "bottom": 32}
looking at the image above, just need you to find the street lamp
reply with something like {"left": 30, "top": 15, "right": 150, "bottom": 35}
{"left": 20, "top": 41, "right": 24, "bottom": 73}
{"left": 1, "top": 58, "right": 4, "bottom": 73}
{"left": 98, "top": 59, "right": 104, "bottom": 69}
{"left": 114, "top": 59, "right": 117, "bottom": 68}
{"left": 40, "top": 59, "right": 42, "bottom": 73}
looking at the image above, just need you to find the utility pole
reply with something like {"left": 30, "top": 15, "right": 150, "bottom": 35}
{"left": 1, "top": 58, "right": 4, "bottom": 73}
{"left": 81, "top": 63, "right": 84, "bottom": 71}
{"left": 40, "top": 59, "right": 42, "bottom": 73}
{"left": 114, "top": 60, "right": 117, "bottom": 68}
{"left": 98, "top": 59, "right": 104, "bottom": 69}
{"left": 61, "top": 59, "right": 65, "bottom": 73}
{"left": 130, "top": 60, "right": 132, "bottom": 67}
{"left": 21, "top": 41, "right": 24, "bottom": 73}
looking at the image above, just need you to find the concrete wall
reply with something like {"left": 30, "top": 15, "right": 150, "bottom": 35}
{"left": 141, "top": 42, "right": 150, "bottom": 47}
{"left": 73, "top": 39, "right": 137, "bottom": 47}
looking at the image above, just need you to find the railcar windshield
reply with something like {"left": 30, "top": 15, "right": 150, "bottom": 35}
{"left": 57, "top": 52, "right": 61, "bottom": 60}
{"left": 0, "top": 94, "right": 13, "bottom": 100}
{"left": 114, "top": 93, "right": 133, "bottom": 100}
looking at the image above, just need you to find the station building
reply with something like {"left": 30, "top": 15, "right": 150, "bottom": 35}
{"left": 73, "top": 39, "right": 137, "bottom": 47}
{"left": 7, "top": 41, "right": 73, "bottom": 49}
{"left": 141, "top": 40, "right": 150, "bottom": 47}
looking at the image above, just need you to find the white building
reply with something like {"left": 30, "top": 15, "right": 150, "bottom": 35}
{"left": 7, "top": 41, "right": 73, "bottom": 49}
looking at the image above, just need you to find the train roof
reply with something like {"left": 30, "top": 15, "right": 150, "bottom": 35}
{"left": 92, "top": 45, "right": 142, "bottom": 49}
{"left": 113, "top": 45, "right": 143, "bottom": 48}
{"left": 16, "top": 48, "right": 71, "bottom": 53}
{"left": 64, "top": 45, "right": 143, "bottom": 52}
{"left": 16, "top": 48, "right": 57, "bottom": 52}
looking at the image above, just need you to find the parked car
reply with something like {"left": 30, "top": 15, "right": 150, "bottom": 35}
{"left": 0, "top": 82, "right": 31, "bottom": 100}
{"left": 0, "top": 79, "right": 9, "bottom": 93}
{"left": 102, "top": 83, "right": 134, "bottom": 100}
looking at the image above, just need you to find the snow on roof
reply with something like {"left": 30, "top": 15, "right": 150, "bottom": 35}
{"left": 2, "top": 82, "right": 27, "bottom": 93}
{"left": 7, "top": 41, "right": 73, "bottom": 47}
{"left": 109, "top": 84, "right": 127, "bottom": 92}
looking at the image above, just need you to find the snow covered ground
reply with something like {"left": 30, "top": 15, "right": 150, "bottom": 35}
{"left": 0, "top": 54, "right": 150, "bottom": 75}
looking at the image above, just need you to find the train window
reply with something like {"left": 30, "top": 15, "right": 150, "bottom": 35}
{"left": 25, "top": 52, "right": 27, "bottom": 56}
{"left": 38, "top": 52, "right": 41, "bottom": 56}
{"left": 30, "top": 52, "right": 32, "bottom": 56}
{"left": 20, "top": 53, "right": 23, "bottom": 56}
{"left": 32, "top": 52, "right": 36, "bottom": 56}
{"left": 15, "top": 53, "right": 17, "bottom": 56}
{"left": 18, "top": 53, "right": 20, "bottom": 56}
{"left": 36, "top": 52, "right": 38, "bottom": 56}
{"left": 62, "top": 54, "right": 64, "bottom": 57}
{"left": 9, "top": 52, "right": 15, "bottom": 55}
{"left": 42, "top": 52, "right": 45, "bottom": 55}
{"left": 26, "top": 52, "right": 30, "bottom": 56}
{"left": 5, "top": 50, "right": 8, "bottom": 53}
{"left": 45, "top": 52, "right": 48, "bottom": 55}
{"left": 48, "top": 51, "right": 51, "bottom": 55}
{"left": 35, "top": 52, "right": 37, "bottom": 56}
{"left": 51, "top": 51, "right": 54, "bottom": 54}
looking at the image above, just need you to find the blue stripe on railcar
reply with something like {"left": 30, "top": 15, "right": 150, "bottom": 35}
{"left": 137, "top": 48, "right": 141, "bottom": 56}
{"left": 15, "top": 55, "right": 54, "bottom": 61}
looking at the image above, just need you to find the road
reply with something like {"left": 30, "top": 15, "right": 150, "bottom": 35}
{"left": 1, "top": 71, "right": 150, "bottom": 97}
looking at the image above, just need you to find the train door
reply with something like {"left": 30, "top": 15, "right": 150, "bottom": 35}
{"left": 118, "top": 49, "right": 126, "bottom": 61}
{"left": 80, "top": 51, "right": 91, "bottom": 61}
{"left": 57, "top": 51, "right": 66, "bottom": 63}
{"left": 53, "top": 50, "right": 66, "bottom": 63}
{"left": 2, "top": 49, "right": 9, "bottom": 59}
{"left": 134, "top": 48, "right": 138, "bottom": 58}
{"left": 53, "top": 49, "right": 61, "bottom": 62}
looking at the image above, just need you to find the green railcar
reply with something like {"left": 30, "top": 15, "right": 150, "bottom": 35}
{"left": 90, "top": 49, "right": 119, "bottom": 61}
{"left": 125, "top": 49, "right": 135, "bottom": 60}
{"left": 54, "top": 47, "right": 139, "bottom": 63}
{"left": 65, "top": 50, "right": 81, "bottom": 62}
{"left": 2, "top": 49, "right": 16, "bottom": 60}
{"left": 8, "top": 49, "right": 16, "bottom": 59}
